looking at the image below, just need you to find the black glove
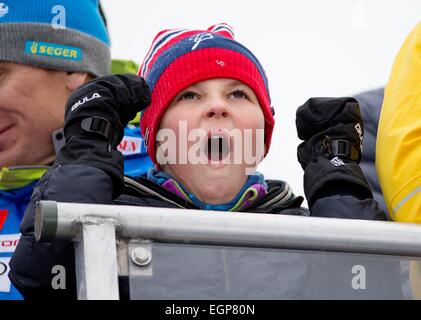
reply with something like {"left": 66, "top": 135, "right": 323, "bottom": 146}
{"left": 56, "top": 74, "right": 151, "bottom": 198}
{"left": 296, "top": 97, "right": 372, "bottom": 207}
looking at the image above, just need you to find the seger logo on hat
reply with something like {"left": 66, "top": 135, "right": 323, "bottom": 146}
{"left": 0, "top": 3, "right": 8, "bottom": 18}
{"left": 24, "top": 40, "right": 82, "bottom": 61}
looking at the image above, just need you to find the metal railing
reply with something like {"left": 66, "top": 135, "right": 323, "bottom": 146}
{"left": 35, "top": 200, "right": 421, "bottom": 300}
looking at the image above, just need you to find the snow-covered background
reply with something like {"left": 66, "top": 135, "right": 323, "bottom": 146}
{"left": 102, "top": 0, "right": 421, "bottom": 199}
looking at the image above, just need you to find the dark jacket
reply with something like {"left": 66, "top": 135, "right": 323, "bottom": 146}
{"left": 9, "top": 163, "right": 387, "bottom": 299}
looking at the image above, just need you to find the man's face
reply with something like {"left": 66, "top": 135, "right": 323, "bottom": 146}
{"left": 0, "top": 62, "right": 71, "bottom": 167}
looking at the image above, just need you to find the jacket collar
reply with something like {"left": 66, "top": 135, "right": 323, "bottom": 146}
{"left": 124, "top": 175, "right": 304, "bottom": 213}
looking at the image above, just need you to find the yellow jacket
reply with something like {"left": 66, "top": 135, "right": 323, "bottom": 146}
{"left": 377, "top": 21, "right": 421, "bottom": 222}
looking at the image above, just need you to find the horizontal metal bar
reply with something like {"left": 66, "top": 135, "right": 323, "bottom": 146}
{"left": 35, "top": 200, "right": 421, "bottom": 257}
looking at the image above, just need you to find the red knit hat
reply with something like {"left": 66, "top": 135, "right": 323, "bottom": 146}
{"left": 139, "top": 23, "right": 275, "bottom": 165}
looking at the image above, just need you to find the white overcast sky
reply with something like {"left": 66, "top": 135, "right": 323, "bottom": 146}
{"left": 101, "top": 0, "right": 421, "bottom": 199}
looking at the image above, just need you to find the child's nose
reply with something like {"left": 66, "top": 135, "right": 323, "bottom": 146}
{"left": 204, "top": 99, "right": 230, "bottom": 119}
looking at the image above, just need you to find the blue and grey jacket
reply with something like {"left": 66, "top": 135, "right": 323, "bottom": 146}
{"left": 0, "top": 168, "right": 42, "bottom": 300}
{"left": 0, "top": 125, "right": 151, "bottom": 300}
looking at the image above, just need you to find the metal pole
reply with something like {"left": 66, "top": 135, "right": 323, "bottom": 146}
{"left": 35, "top": 200, "right": 421, "bottom": 257}
{"left": 74, "top": 218, "right": 119, "bottom": 300}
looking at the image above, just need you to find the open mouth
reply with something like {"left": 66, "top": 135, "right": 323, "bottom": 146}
{"left": 204, "top": 133, "right": 230, "bottom": 162}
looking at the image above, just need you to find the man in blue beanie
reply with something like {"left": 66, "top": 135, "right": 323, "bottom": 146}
{"left": 0, "top": 0, "right": 150, "bottom": 300}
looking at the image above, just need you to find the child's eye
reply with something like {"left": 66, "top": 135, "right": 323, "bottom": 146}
{"left": 229, "top": 90, "right": 249, "bottom": 99}
{"left": 177, "top": 91, "right": 199, "bottom": 101}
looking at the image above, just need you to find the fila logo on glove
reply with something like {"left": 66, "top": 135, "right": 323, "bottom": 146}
{"left": 71, "top": 92, "right": 102, "bottom": 112}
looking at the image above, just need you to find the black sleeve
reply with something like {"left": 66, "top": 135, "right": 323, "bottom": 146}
{"left": 310, "top": 194, "right": 387, "bottom": 221}
{"left": 9, "top": 164, "right": 114, "bottom": 300}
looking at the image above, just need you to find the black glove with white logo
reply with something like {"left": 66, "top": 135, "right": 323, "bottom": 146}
{"left": 296, "top": 97, "right": 372, "bottom": 207}
{"left": 56, "top": 74, "right": 151, "bottom": 198}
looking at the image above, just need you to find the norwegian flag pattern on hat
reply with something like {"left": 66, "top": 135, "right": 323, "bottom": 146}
{"left": 139, "top": 23, "right": 275, "bottom": 165}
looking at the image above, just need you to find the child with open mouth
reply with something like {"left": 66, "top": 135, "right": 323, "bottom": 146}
{"left": 9, "top": 23, "right": 387, "bottom": 298}
{"left": 139, "top": 23, "right": 276, "bottom": 211}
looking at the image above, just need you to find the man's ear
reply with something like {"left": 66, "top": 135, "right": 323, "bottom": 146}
{"left": 65, "top": 72, "right": 92, "bottom": 92}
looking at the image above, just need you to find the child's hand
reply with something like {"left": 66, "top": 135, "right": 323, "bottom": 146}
{"left": 295, "top": 97, "right": 372, "bottom": 207}
{"left": 296, "top": 97, "right": 363, "bottom": 170}
{"left": 63, "top": 73, "right": 151, "bottom": 148}
{"left": 56, "top": 74, "right": 151, "bottom": 198}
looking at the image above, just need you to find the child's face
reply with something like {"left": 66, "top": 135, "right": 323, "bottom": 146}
{"left": 157, "top": 78, "right": 265, "bottom": 204}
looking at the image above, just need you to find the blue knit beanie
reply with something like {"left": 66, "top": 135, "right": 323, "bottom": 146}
{"left": 0, "top": 0, "right": 110, "bottom": 76}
